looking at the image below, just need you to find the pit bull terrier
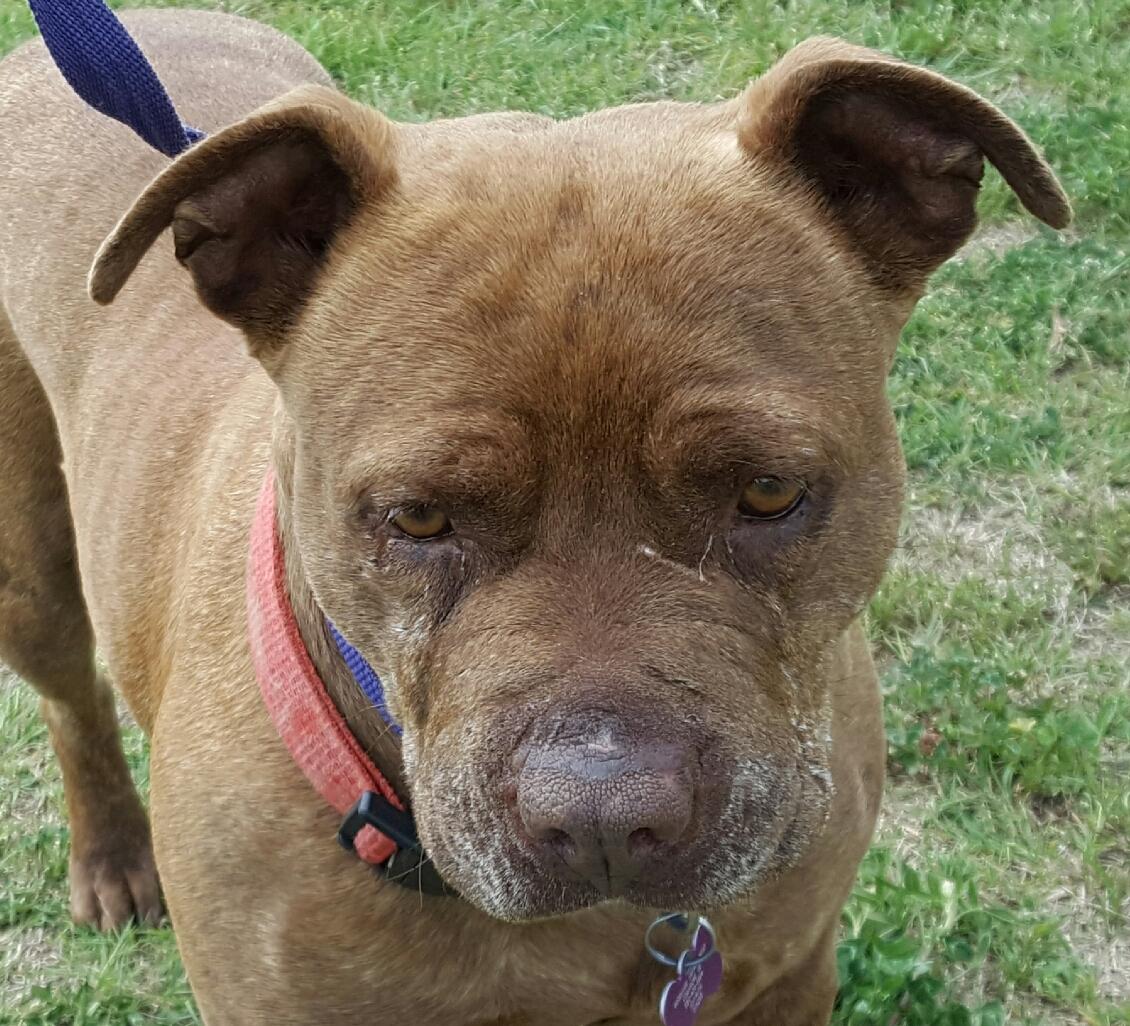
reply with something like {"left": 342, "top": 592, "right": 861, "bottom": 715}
{"left": 0, "top": 10, "right": 1068, "bottom": 1025}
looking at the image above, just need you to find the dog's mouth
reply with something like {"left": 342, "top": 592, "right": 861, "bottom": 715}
{"left": 407, "top": 716, "right": 834, "bottom": 921}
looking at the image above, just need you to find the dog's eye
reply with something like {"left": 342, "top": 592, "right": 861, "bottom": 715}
{"left": 390, "top": 506, "right": 452, "bottom": 539}
{"left": 739, "top": 477, "right": 805, "bottom": 520}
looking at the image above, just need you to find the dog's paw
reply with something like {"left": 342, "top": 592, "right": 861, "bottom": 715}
{"left": 69, "top": 834, "right": 164, "bottom": 930}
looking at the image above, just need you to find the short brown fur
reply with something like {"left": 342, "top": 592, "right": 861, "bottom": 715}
{"left": 0, "top": 12, "right": 1066, "bottom": 1024}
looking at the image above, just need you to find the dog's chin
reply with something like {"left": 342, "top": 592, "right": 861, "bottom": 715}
{"left": 423, "top": 781, "right": 831, "bottom": 923}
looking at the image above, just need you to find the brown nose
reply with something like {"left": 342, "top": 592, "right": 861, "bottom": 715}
{"left": 514, "top": 713, "right": 696, "bottom": 896}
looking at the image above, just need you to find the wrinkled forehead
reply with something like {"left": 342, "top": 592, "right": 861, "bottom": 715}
{"left": 282, "top": 126, "right": 891, "bottom": 481}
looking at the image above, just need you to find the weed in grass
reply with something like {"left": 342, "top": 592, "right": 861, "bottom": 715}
{"left": 839, "top": 850, "right": 1012, "bottom": 1026}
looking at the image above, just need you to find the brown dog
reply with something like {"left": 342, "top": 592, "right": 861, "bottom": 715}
{"left": 0, "top": 10, "right": 1068, "bottom": 1025}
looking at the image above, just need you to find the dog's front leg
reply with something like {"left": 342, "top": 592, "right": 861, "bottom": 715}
{"left": 0, "top": 317, "right": 162, "bottom": 930}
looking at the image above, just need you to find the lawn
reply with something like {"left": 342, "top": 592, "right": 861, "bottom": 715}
{"left": 0, "top": 0, "right": 1127, "bottom": 1023}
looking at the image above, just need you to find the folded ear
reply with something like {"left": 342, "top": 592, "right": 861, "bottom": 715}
{"left": 89, "top": 85, "right": 396, "bottom": 354}
{"left": 737, "top": 37, "right": 1070, "bottom": 289}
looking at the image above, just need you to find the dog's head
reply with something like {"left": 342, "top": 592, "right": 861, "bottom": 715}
{"left": 92, "top": 38, "right": 1067, "bottom": 920}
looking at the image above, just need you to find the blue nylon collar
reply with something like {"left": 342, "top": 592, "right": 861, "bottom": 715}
{"left": 326, "top": 622, "right": 403, "bottom": 736}
{"left": 27, "top": 0, "right": 204, "bottom": 156}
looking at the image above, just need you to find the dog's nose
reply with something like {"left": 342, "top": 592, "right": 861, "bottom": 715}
{"left": 514, "top": 714, "right": 696, "bottom": 895}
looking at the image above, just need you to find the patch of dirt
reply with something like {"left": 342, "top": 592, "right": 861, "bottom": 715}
{"left": 896, "top": 485, "right": 1130, "bottom": 699}
{"left": 874, "top": 779, "right": 945, "bottom": 863}
{"left": 1028, "top": 792, "right": 1079, "bottom": 824}
{"left": 955, "top": 220, "right": 1078, "bottom": 262}
{"left": 957, "top": 222, "right": 1043, "bottom": 259}
{"left": 1009, "top": 996, "right": 1092, "bottom": 1026}
{"left": 642, "top": 40, "right": 704, "bottom": 97}
{"left": 1072, "top": 597, "right": 1130, "bottom": 665}
{"left": 0, "top": 925, "right": 61, "bottom": 1003}
{"left": 1052, "top": 889, "right": 1130, "bottom": 1005}
{"left": 896, "top": 486, "right": 1076, "bottom": 616}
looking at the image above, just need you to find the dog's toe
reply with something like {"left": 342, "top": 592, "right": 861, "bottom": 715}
{"left": 70, "top": 844, "right": 164, "bottom": 930}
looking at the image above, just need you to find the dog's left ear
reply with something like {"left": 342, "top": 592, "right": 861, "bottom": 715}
{"left": 738, "top": 37, "right": 1070, "bottom": 288}
{"left": 89, "top": 85, "right": 395, "bottom": 356}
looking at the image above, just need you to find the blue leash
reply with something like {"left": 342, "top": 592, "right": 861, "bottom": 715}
{"left": 27, "top": 0, "right": 402, "bottom": 733}
{"left": 27, "top": 0, "right": 203, "bottom": 156}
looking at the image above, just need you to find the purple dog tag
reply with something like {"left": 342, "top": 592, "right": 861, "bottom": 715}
{"left": 658, "top": 925, "right": 724, "bottom": 1026}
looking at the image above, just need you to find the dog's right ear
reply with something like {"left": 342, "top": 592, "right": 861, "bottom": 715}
{"left": 88, "top": 85, "right": 396, "bottom": 357}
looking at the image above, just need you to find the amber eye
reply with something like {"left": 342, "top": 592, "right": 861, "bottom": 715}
{"left": 390, "top": 506, "right": 452, "bottom": 539}
{"left": 738, "top": 477, "right": 805, "bottom": 520}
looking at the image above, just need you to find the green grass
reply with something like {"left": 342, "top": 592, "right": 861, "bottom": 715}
{"left": 1, "top": 0, "right": 1127, "bottom": 1023}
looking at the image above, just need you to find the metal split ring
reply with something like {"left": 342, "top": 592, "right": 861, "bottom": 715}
{"left": 644, "top": 913, "right": 717, "bottom": 969}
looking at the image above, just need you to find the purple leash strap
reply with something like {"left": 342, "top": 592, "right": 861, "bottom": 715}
{"left": 27, "top": 0, "right": 204, "bottom": 156}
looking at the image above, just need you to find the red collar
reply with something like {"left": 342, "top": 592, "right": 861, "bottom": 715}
{"left": 245, "top": 471, "right": 402, "bottom": 865}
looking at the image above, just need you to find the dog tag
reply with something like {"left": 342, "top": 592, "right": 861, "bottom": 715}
{"left": 644, "top": 913, "right": 723, "bottom": 1026}
{"left": 658, "top": 923, "right": 724, "bottom": 1026}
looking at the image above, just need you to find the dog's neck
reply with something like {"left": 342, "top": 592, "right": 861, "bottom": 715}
{"left": 268, "top": 413, "right": 407, "bottom": 799}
